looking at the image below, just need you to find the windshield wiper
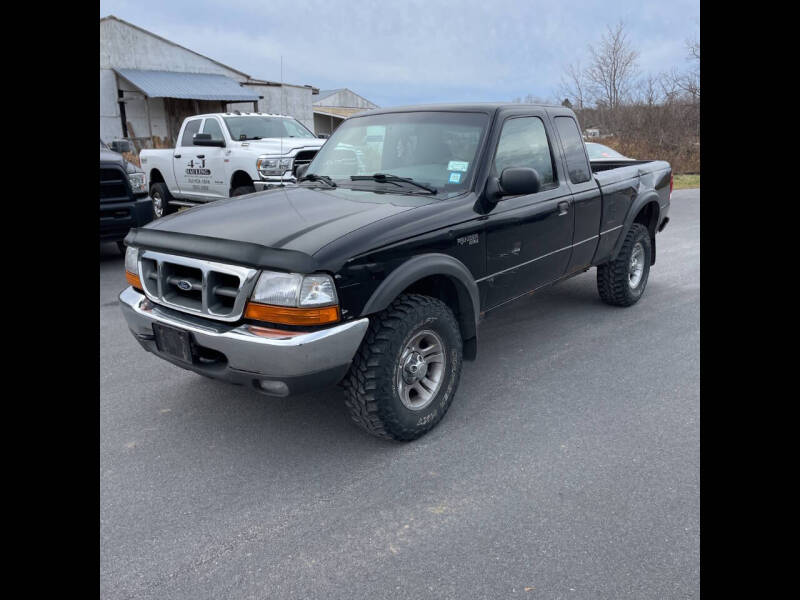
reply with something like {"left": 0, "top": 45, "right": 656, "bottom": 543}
{"left": 350, "top": 173, "right": 437, "bottom": 195}
{"left": 298, "top": 173, "right": 337, "bottom": 188}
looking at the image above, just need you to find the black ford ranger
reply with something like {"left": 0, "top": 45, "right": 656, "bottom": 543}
{"left": 121, "top": 103, "right": 671, "bottom": 440}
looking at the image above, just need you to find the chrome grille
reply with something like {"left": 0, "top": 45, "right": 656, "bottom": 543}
{"left": 137, "top": 250, "right": 259, "bottom": 322}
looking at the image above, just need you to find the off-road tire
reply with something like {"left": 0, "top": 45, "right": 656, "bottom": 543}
{"left": 231, "top": 185, "right": 256, "bottom": 197}
{"left": 150, "top": 182, "right": 177, "bottom": 218}
{"left": 597, "top": 223, "right": 652, "bottom": 306}
{"left": 342, "top": 294, "right": 463, "bottom": 441}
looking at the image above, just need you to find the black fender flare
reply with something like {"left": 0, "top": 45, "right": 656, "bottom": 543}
{"left": 609, "top": 192, "right": 661, "bottom": 264}
{"left": 360, "top": 253, "right": 480, "bottom": 353}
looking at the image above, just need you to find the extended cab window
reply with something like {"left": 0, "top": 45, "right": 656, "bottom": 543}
{"left": 555, "top": 116, "right": 591, "bottom": 184}
{"left": 201, "top": 118, "right": 225, "bottom": 142}
{"left": 493, "top": 117, "right": 555, "bottom": 188}
{"left": 181, "top": 119, "right": 202, "bottom": 147}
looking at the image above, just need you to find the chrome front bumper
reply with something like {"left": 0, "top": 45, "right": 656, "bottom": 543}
{"left": 253, "top": 173, "right": 295, "bottom": 190}
{"left": 119, "top": 286, "right": 369, "bottom": 396}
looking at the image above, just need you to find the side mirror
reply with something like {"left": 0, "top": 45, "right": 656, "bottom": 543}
{"left": 484, "top": 167, "right": 542, "bottom": 204}
{"left": 500, "top": 167, "right": 541, "bottom": 196}
{"left": 110, "top": 140, "right": 132, "bottom": 154}
{"left": 317, "top": 133, "right": 329, "bottom": 139}
{"left": 193, "top": 133, "right": 225, "bottom": 147}
{"left": 295, "top": 164, "right": 309, "bottom": 179}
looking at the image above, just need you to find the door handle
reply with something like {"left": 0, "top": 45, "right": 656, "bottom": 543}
{"left": 174, "top": 154, "right": 181, "bottom": 159}
{"left": 558, "top": 201, "right": 569, "bottom": 216}
{"left": 196, "top": 154, "right": 205, "bottom": 159}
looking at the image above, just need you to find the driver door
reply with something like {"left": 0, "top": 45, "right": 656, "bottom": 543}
{"left": 482, "top": 113, "right": 574, "bottom": 308}
{"left": 198, "top": 117, "right": 229, "bottom": 199}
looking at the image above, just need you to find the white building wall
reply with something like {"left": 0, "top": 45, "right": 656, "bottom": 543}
{"left": 100, "top": 18, "right": 247, "bottom": 80}
{"left": 100, "top": 69, "right": 122, "bottom": 142}
{"left": 100, "top": 17, "right": 316, "bottom": 143}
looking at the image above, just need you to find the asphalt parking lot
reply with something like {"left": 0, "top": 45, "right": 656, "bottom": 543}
{"left": 100, "top": 189, "right": 699, "bottom": 599}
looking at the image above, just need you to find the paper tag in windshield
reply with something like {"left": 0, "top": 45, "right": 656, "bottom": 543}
{"left": 449, "top": 172, "right": 462, "bottom": 184}
{"left": 447, "top": 161, "right": 469, "bottom": 172}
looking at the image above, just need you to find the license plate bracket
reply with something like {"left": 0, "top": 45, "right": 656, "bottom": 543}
{"left": 152, "top": 323, "right": 195, "bottom": 364}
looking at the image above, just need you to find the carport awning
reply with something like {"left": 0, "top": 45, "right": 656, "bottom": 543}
{"left": 115, "top": 69, "right": 260, "bottom": 102}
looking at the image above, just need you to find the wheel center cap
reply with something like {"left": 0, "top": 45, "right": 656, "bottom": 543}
{"left": 403, "top": 352, "right": 428, "bottom": 382}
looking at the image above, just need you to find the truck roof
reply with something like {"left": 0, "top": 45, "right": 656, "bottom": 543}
{"left": 355, "top": 102, "right": 569, "bottom": 117}
{"left": 188, "top": 112, "right": 298, "bottom": 119}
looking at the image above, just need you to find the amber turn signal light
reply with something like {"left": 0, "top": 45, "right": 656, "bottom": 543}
{"left": 244, "top": 302, "right": 340, "bottom": 326}
{"left": 125, "top": 271, "right": 143, "bottom": 291}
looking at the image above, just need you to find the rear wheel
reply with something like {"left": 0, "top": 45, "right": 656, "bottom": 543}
{"left": 342, "top": 294, "right": 463, "bottom": 441}
{"left": 597, "top": 223, "right": 652, "bottom": 306}
{"left": 150, "top": 182, "right": 176, "bottom": 218}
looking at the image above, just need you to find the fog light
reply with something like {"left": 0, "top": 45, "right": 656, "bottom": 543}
{"left": 257, "top": 380, "right": 289, "bottom": 397}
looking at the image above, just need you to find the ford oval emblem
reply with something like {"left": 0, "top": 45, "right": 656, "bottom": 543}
{"left": 177, "top": 280, "right": 192, "bottom": 291}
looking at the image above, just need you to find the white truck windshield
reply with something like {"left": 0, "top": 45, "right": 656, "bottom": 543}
{"left": 223, "top": 116, "right": 315, "bottom": 141}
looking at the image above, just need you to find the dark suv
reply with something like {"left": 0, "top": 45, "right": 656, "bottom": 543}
{"left": 100, "top": 139, "right": 154, "bottom": 253}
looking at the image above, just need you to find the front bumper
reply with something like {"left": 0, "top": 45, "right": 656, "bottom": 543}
{"left": 254, "top": 173, "right": 296, "bottom": 190}
{"left": 100, "top": 196, "right": 154, "bottom": 242}
{"left": 119, "top": 286, "right": 369, "bottom": 396}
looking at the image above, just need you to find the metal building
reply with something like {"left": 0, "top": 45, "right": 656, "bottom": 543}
{"left": 100, "top": 15, "right": 318, "bottom": 149}
{"left": 312, "top": 89, "right": 379, "bottom": 135}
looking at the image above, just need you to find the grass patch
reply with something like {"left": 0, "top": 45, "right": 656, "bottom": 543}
{"left": 673, "top": 174, "right": 700, "bottom": 189}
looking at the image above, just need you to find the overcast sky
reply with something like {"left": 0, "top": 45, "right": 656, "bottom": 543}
{"left": 100, "top": 0, "right": 699, "bottom": 107}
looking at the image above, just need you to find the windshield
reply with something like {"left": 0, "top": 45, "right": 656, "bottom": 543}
{"left": 305, "top": 111, "right": 489, "bottom": 196}
{"left": 100, "top": 139, "right": 109, "bottom": 150}
{"left": 585, "top": 142, "right": 629, "bottom": 160}
{"left": 223, "top": 116, "right": 316, "bottom": 141}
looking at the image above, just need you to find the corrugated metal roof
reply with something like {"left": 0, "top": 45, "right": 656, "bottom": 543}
{"left": 115, "top": 69, "right": 260, "bottom": 101}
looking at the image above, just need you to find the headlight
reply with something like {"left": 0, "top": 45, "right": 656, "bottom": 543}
{"left": 250, "top": 271, "right": 338, "bottom": 307}
{"left": 245, "top": 270, "right": 339, "bottom": 325}
{"left": 124, "top": 246, "right": 142, "bottom": 289}
{"left": 125, "top": 246, "right": 138, "bottom": 274}
{"left": 128, "top": 172, "right": 147, "bottom": 194}
{"left": 257, "top": 157, "right": 293, "bottom": 177}
{"left": 251, "top": 271, "right": 304, "bottom": 306}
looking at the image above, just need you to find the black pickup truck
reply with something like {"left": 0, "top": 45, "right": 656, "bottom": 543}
{"left": 121, "top": 103, "right": 671, "bottom": 440}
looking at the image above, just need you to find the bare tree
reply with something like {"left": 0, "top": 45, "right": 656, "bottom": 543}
{"left": 637, "top": 74, "right": 662, "bottom": 106}
{"left": 558, "top": 61, "right": 587, "bottom": 109}
{"left": 585, "top": 21, "right": 640, "bottom": 109}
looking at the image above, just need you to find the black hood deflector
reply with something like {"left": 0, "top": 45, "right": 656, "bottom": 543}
{"left": 124, "top": 228, "right": 318, "bottom": 273}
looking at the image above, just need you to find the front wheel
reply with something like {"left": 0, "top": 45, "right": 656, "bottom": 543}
{"left": 231, "top": 185, "right": 256, "bottom": 197}
{"left": 342, "top": 294, "right": 463, "bottom": 441}
{"left": 150, "top": 183, "right": 176, "bottom": 218}
{"left": 597, "top": 223, "right": 652, "bottom": 306}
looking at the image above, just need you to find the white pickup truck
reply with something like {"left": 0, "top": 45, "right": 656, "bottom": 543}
{"left": 139, "top": 112, "right": 328, "bottom": 217}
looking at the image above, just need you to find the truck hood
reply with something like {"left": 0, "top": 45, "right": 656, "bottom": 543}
{"left": 239, "top": 137, "right": 326, "bottom": 155}
{"left": 137, "top": 185, "right": 435, "bottom": 261}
